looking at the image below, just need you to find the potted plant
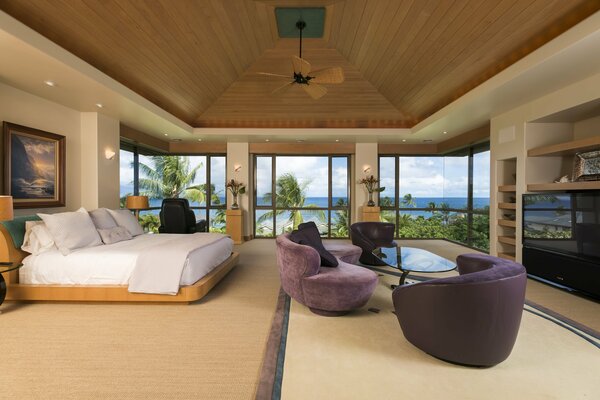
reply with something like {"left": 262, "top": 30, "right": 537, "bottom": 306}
{"left": 226, "top": 179, "right": 246, "bottom": 209}
{"left": 358, "top": 175, "right": 385, "bottom": 207}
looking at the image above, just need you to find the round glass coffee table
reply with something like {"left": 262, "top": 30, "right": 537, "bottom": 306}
{"left": 0, "top": 262, "right": 22, "bottom": 309}
{"left": 372, "top": 246, "right": 456, "bottom": 287}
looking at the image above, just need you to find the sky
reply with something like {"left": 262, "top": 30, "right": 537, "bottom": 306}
{"left": 121, "top": 151, "right": 490, "bottom": 200}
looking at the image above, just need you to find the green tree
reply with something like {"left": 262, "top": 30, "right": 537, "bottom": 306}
{"left": 428, "top": 201, "right": 437, "bottom": 213}
{"left": 331, "top": 198, "right": 349, "bottom": 238}
{"left": 139, "top": 213, "right": 160, "bottom": 233}
{"left": 438, "top": 202, "right": 451, "bottom": 225}
{"left": 138, "top": 156, "right": 205, "bottom": 203}
{"left": 257, "top": 173, "right": 326, "bottom": 234}
{"left": 402, "top": 193, "right": 417, "bottom": 208}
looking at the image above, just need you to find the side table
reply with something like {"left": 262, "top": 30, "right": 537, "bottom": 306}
{"left": 226, "top": 209, "right": 244, "bottom": 244}
{"left": 0, "top": 262, "right": 22, "bottom": 311}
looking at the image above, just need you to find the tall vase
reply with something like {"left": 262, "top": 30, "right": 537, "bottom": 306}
{"left": 231, "top": 192, "right": 239, "bottom": 209}
{"left": 367, "top": 191, "right": 375, "bottom": 207}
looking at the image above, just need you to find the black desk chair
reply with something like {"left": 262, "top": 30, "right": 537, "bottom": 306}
{"left": 158, "top": 198, "right": 207, "bottom": 234}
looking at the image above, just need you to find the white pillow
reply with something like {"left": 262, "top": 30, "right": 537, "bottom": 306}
{"left": 22, "top": 221, "right": 57, "bottom": 255}
{"left": 97, "top": 226, "right": 132, "bottom": 245}
{"left": 38, "top": 208, "right": 103, "bottom": 255}
{"left": 107, "top": 209, "right": 144, "bottom": 237}
{"left": 89, "top": 208, "right": 118, "bottom": 229}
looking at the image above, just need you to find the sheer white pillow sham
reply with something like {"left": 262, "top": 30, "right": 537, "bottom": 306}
{"left": 89, "top": 208, "right": 118, "bottom": 229}
{"left": 97, "top": 226, "right": 133, "bottom": 245}
{"left": 107, "top": 209, "right": 144, "bottom": 236}
{"left": 21, "top": 220, "right": 57, "bottom": 255}
{"left": 38, "top": 208, "right": 103, "bottom": 255}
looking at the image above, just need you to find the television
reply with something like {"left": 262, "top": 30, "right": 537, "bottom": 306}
{"left": 523, "top": 191, "right": 600, "bottom": 261}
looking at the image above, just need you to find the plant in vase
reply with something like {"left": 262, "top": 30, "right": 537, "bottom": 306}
{"left": 226, "top": 179, "right": 246, "bottom": 210}
{"left": 358, "top": 175, "right": 385, "bottom": 207}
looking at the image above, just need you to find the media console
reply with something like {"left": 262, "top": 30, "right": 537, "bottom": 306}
{"left": 523, "top": 246, "right": 600, "bottom": 299}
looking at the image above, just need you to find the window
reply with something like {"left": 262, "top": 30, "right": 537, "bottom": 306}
{"left": 254, "top": 155, "right": 351, "bottom": 238}
{"left": 378, "top": 144, "right": 490, "bottom": 251}
{"left": 119, "top": 142, "right": 226, "bottom": 233}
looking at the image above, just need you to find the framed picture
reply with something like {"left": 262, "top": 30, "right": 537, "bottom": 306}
{"left": 3, "top": 122, "right": 66, "bottom": 208}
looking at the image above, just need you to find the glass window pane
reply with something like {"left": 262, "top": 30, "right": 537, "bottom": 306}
{"left": 299, "top": 210, "right": 328, "bottom": 236}
{"left": 210, "top": 156, "right": 226, "bottom": 207}
{"left": 275, "top": 156, "right": 328, "bottom": 208}
{"left": 255, "top": 210, "right": 273, "bottom": 237}
{"left": 399, "top": 157, "right": 443, "bottom": 208}
{"left": 473, "top": 150, "right": 490, "bottom": 211}
{"left": 119, "top": 149, "right": 134, "bottom": 206}
{"left": 209, "top": 209, "right": 226, "bottom": 233}
{"left": 331, "top": 210, "right": 349, "bottom": 238}
{"left": 443, "top": 155, "right": 468, "bottom": 209}
{"left": 331, "top": 157, "right": 348, "bottom": 206}
{"left": 379, "top": 156, "right": 395, "bottom": 207}
{"left": 446, "top": 212, "right": 469, "bottom": 245}
{"left": 398, "top": 211, "right": 445, "bottom": 239}
{"left": 276, "top": 211, "right": 294, "bottom": 235}
{"left": 256, "top": 157, "right": 272, "bottom": 206}
{"left": 193, "top": 208, "right": 207, "bottom": 223}
{"left": 472, "top": 214, "right": 490, "bottom": 252}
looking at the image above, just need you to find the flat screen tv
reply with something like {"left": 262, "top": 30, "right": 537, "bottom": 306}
{"left": 523, "top": 191, "right": 600, "bottom": 261}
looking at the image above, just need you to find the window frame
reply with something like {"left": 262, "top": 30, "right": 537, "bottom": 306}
{"left": 253, "top": 154, "right": 352, "bottom": 238}
{"left": 378, "top": 143, "right": 490, "bottom": 251}
{"left": 119, "top": 142, "right": 227, "bottom": 229}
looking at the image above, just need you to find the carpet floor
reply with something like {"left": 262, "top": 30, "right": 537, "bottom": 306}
{"left": 1, "top": 240, "right": 281, "bottom": 400}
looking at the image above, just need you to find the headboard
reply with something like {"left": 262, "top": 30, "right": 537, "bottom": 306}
{"left": 0, "top": 215, "right": 40, "bottom": 285}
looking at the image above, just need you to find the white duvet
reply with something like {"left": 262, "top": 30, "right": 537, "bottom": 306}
{"left": 20, "top": 233, "right": 234, "bottom": 290}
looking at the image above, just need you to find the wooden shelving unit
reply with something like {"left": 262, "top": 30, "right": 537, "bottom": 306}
{"left": 498, "top": 185, "right": 516, "bottom": 192}
{"left": 498, "top": 235, "right": 516, "bottom": 245}
{"left": 496, "top": 158, "right": 517, "bottom": 260}
{"left": 498, "top": 202, "right": 516, "bottom": 209}
{"left": 498, "top": 219, "right": 516, "bottom": 228}
{"left": 528, "top": 136, "right": 600, "bottom": 157}
{"left": 498, "top": 252, "right": 516, "bottom": 261}
{"left": 527, "top": 181, "right": 600, "bottom": 191}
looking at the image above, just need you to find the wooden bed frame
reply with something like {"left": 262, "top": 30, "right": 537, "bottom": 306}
{"left": 0, "top": 224, "right": 239, "bottom": 304}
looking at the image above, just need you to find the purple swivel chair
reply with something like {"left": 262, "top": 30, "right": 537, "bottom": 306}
{"left": 350, "top": 222, "right": 396, "bottom": 265}
{"left": 392, "top": 254, "right": 527, "bottom": 367}
{"left": 276, "top": 234, "right": 378, "bottom": 316}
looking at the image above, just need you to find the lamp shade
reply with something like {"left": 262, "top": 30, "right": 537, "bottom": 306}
{"left": 0, "top": 195, "right": 14, "bottom": 221}
{"left": 125, "top": 195, "right": 149, "bottom": 210}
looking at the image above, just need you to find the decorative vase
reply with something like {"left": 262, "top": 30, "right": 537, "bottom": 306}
{"left": 367, "top": 191, "right": 375, "bottom": 207}
{"left": 231, "top": 192, "right": 239, "bottom": 209}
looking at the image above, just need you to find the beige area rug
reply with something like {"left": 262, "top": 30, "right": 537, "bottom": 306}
{"left": 281, "top": 273, "right": 600, "bottom": 400}
{"left": 0, "top": 240, "right": 281, "bottom": 400}
{"left": 277, "top": 240, "right": 600, "bottom": 400}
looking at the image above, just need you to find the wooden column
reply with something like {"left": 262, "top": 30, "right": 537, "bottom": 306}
{"left": 360, "top": 206, "right": 381, "bottom": 222}
{"left": 226, "top": 209, "right": 243, "bottom": 244}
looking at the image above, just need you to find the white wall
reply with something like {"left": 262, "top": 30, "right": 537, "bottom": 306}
{"left": 0, "top": 82, "right": 82, "bottom": 216}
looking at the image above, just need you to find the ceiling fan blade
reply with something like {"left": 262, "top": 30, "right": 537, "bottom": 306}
{"left": 256, "top": 72, "right": 290, "bottom": 79}
{"left": 271, "top": 81, "right": 295, "bottom": 95}
{"left": 303, "top": 83, "right": 327, "bottom": 100}
{"left": 310, "top": 67, "right": 345, "bottom": 84}
{"left": 292, "top": 55, "right": 311, "bottom": 75}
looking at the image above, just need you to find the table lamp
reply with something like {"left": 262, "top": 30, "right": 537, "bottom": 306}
{"left": 125, "top": 195, "right": 149, "bottom": 218}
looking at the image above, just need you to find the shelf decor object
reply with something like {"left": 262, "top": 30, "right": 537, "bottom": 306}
{"left": 573, "top": 150, "right": 600, "bottom": 182}
{"left": 358, "top": 175, "right": 385, "bottom": 206}
{"left": 126, "top": 195, "right": 149, "bottom": 218}
{"left": 226, "top": 179, "right": 246, "bottom": 210}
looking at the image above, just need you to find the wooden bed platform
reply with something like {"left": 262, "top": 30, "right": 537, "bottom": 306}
{"left": 0, "top": 223, "right": 239, "bottom": 304}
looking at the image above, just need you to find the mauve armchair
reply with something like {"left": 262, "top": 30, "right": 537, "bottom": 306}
{"left": 350, "top": 222, "right": 396, "bottom": 265}
{"left": 276, "top": 234, "right": 378, "bottom": 316}
{"left": 392, "top": 254, "right": 527, "bottom": 367}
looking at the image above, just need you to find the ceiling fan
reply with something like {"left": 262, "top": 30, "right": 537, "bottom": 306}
{"left": 257, "top": 20, "right": 344, "bottom": 100}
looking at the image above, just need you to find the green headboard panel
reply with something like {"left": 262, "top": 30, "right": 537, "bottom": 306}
{"left": 0, "top": 215, "right": 41, "bottom": 249}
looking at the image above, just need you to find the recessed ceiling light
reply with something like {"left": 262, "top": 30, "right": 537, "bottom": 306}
{"left": 197, "top": 138, "right": 202, "bottom": 142}
{"left": 164, "top": 133, "right": 168, "bottom": 137}
{"left": 402, "top": 139, "right": 407, "bottom": 142}
{"left": 44, "top": 80, "right": 56, "bottom": 87}
{"left": 265, "top": 139, "right": 270, "bottom": 142}
{"left": 296, "top": 139, "right": 304, "bottom": 143}
{"left": 95, "top": 103, "right": 103, "bottom": 108}
{"left": 335, "top": 139, "right": 340, "bottom": 142}
{"left": 443, "top": 131, "right": 447, "bottom": 134}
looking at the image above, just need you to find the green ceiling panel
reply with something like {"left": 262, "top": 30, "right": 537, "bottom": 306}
{"left": 275, "top": 8, "right": 325, "bottom": 38}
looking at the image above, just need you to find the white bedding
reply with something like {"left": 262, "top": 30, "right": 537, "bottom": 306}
{"left": 20, "top": 233, "right": 234, "bottom": 287}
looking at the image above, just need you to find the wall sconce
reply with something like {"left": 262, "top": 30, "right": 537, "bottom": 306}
{"left": 363, "top": 165, "right": 371, "bottom": 174}
{"left": 105, "top": 149, "right": 116, "bottom": 160}
{"left": 234, "top": 164, "right": 242, "bottom": 172}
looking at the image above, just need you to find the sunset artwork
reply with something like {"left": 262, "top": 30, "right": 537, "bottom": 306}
{"left": 3, "top": 122, "right": 65, "bottom": 208}
{"left": 11, "top": 133, "right": 56, "bottom": 199}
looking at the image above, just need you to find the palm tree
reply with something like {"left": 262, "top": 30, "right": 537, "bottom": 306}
{"left": 402, "top": 193, "right": 417, "bottom": 208}
{"left": 331, "top": 198, "right": 349, "bottom": 237}
{"left": 138, "top": 156, "right": 205, "bottom": 203}
{"left": 257, "top": 173, "right": 326, "bottom": 234}
{"left": 439, "top": 202, "right": 451, "bottom": 225}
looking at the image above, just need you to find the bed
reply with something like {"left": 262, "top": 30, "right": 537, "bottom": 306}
{"left": 0, "top": 216, "right": 239, "bottom": 304}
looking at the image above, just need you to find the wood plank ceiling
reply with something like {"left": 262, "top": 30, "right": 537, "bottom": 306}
{"left": 0, "top": 0, "right": 598, "bottom": 128}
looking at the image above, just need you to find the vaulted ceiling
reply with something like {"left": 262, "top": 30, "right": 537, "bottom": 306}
{"left": 1, "top": 0, "right": 599, "bottom": 128}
